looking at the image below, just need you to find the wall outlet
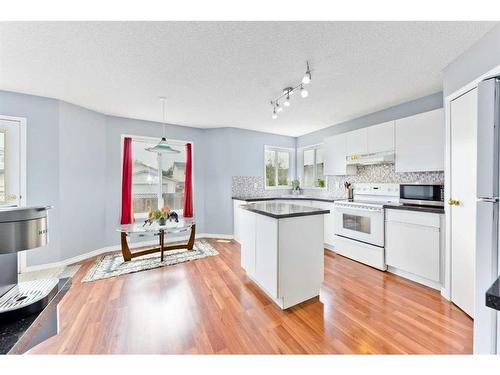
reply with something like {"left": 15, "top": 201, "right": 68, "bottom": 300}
{"left": 253, "top": 182, "right": 258, "bottom": 189}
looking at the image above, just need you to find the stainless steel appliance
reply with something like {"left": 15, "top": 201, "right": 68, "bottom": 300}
{"left": 0, "top": 206, "right": 55, "bottom": 321}
{"left": 475, "top": 76, "right": 500, "bottom": 354}
{"left": 333, "top": 183, "right": 399, "bottom": 270}
{"left": 399, "top": 183, "right": 444, "bottom": 207}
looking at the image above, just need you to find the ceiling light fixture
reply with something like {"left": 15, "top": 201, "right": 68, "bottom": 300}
{"left": 145, "top": 97, "right": 181, "bottom": 154}
{"left": 269, "top": 61, "right": 312, "bottom": 119}
{"left": 300, "top": 85, "right": 309, "bottom": 98}
{"left": 272, "top": 109, "right": 278, "bottom": 119}
{"left": 302, "top": 61, "right": 311, "bottom": 85}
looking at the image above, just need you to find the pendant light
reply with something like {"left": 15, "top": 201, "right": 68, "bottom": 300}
{"left": 145, "top": 97, "right": 180, "bottom": 154}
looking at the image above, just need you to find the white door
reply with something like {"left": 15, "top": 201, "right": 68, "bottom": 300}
{"left": 0, "top": 118, "right": 23, "bottom": 208}
{"left": 450, "top": 88, "right": 478, "bottom": 317}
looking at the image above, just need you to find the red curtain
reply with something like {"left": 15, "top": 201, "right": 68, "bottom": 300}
{"left": 120, "top": 137, "right": 134, "bottom": 224}
{"left": 183, "top": 143, "right": 193, "bottom": 217}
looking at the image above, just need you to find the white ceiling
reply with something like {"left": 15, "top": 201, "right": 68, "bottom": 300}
{"left": 0, "top": 21, "right": 496, "bottom": 137}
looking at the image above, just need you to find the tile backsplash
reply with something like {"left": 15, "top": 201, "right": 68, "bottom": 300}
{"left": 232, "top": 164, "right": 444, "bottom": 199}
{"left": 231, "top": 176, "right": 291, "bottom": 198}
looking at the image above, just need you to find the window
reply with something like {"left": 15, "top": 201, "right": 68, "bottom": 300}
{"left": 129, "top": 137, "right": 188, "bottom": 218}
{"left": 265, "top": 146, "right": 293, "bottom": 188}
{"left": 302, "top": 145, "right": 325, "bottom": 188}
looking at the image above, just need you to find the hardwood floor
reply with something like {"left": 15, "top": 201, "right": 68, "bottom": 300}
{"left": 28, "top": 239, "right": 473, "bottom": 354}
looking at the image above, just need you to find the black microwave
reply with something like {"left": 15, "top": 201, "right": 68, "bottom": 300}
{"left": 399, "top": 183, "right": 444, "bottom": 207}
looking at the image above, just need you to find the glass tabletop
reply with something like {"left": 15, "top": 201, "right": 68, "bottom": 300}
{"left": 118, "top": 218, "right": 195, "bottom": 234}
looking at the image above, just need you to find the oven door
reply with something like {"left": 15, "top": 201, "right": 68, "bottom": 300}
{"left": 333, "top": 206, "right": 384, "bottom": 247}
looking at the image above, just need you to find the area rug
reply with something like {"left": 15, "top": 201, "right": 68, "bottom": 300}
{"left": 81, "top": 239, "right": 218, "bottom": 282}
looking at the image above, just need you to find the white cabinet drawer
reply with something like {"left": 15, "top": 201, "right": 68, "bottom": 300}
{"left": 386, "top": 209, "right": 441, "bottom": 228}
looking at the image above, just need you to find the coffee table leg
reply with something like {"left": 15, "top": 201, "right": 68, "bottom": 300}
{"left": 160, "top": 230, "right": 165, "bottom": 262}
{"left": 121, "top": 232, "right": 132, "bottom": 262}
{"left": 187, "top": 224, "right": 196, "bottom": 250}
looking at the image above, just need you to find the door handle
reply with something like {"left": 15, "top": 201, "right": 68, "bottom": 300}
{"left": 448, "top": 198, "right": 460, "bottom": 206}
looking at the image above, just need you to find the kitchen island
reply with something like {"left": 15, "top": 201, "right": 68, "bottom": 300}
{"left": 239, "top": 202, "right": 329, "bottom": 309}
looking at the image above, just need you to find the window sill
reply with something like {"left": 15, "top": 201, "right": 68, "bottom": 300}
{"left": 301, "top": 186, "right": 328, "bottom": 190}
{"left": 264, "top": 186, "right": 292, "bottom": 190}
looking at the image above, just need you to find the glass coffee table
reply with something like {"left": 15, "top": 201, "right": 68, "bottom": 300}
{"left": 117, "top": 218, "right": 195, "bottom": 262}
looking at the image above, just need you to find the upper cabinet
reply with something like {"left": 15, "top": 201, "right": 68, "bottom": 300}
{"left": 367, "top": 121, "right": 395, "bottom": 153}
{"left": 395, "top": 108, "right": 445, "bottom": 173}
{"left": 346, "top": 128, "right": 368, "bottom": 156}
{"left": 345, "top": 122, "right": 395, "bottom": 156}
{"left": 324, "top": 133, "right": 357, "bottom": 176}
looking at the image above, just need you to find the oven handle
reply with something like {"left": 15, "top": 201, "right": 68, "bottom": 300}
{"left": 333, "top": 206, "right": 384, "bottom": 213}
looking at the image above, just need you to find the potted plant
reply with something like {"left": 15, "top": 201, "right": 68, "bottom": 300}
{"left": 291, "top": 179, "right": 301, "bottom": 195}
{"left": 150, "top": 208, "right": 170, "bottom": 226}
{"left": 317, "top": 178, "right": 326, "bottom": 188}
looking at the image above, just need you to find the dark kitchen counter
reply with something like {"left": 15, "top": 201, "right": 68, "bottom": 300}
{"left": 232, "top": 196, "right": 339, "bottom": 203}
{"left": 486, "top": 277, "right": 500, "bottom": 312}
{"left": 0, "top": 277, "right": 71, "bottom": 354}
{"left": 384, "top": 203, "right": 445, "bottom": 215}
{"left": 241, "top": 202, "right": 330, "bottom": 219}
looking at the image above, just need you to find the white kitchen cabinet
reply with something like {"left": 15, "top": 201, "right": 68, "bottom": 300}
{"left": 323, "top": 134, "right": 357, "bottom": 176}
{"left": 346, "top": 128, "right": 368, "bottom": 156}
{"left": 255, "top": 214, "right": 279, "bottom": 297}
{"left": 367, "top": 121, "right": 395, "bottom": 153}
{"left": 385, "top": 209, "right": 444, "bottom": 289}
{"left": 239, "top": 208, "right": 325, "bottom": 309}
{"left": 239, "top": 208, "right": 256, "bottom": 278}
{"left": 310, "top": 200, "right": 336, "bottom": 248}
{"left": 233, "top": 199, "right": 265, "bottom": 242}
{"left": 395, "top": 108, "right": 445, "bottom": 172}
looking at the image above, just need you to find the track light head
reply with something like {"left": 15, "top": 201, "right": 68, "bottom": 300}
{"left": 302, "top": 61, "right": 311, "bottom": 85}
{"left": 300, "top": 85, "right": 308, "bottom": 98}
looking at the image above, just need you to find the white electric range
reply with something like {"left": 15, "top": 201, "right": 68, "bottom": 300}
{"left": 333, "top": 183, "right": 399, "bottom": 270}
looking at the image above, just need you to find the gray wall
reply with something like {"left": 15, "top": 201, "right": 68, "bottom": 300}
{"left": 443, "top": 24, "right": 500, "bottom": 97}
{"left": 0, "top": 91, "right": 62, "bottom": 265}
{"left": 297, "top": 92, "right": 443, "bottom": 147}
{"left": 103, "top": 115, "right": 208, "bottom": 246}
{"left": 0, "top": 90, "right": 295, "bottom": 266}
{"left": 58, "top": 102, "right": 107, "bottom": 260}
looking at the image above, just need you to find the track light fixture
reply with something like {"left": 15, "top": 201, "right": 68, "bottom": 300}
{"left": 270, "top": 61, "right": 312, "bottom": 119}
{"left": 302, "top": 61, "right": 311, "bottom": 85}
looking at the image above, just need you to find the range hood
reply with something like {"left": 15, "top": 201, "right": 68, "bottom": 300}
{"left": 346, "top": 151, "right": 395, "bottom": 166}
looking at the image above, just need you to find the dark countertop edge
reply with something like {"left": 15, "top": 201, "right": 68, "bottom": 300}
{"left": 232, "top": 196, "right": 337, "bottom": 203}
{"left": 486, "top": 277, "right": 500, "bottom": 312}
{"left": 6, "top": 277, "right": 72, "bottom": 355}
{"left": 383, "top": 204, "right": 445, "bottom": 215}
{"left": 241, "top": 205, "right": 330, "bottom": 219}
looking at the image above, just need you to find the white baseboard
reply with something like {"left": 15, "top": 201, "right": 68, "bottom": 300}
{"left": 387, "top": 266, "right": 442, "bottom": 291}
{"left": 21, "top": 233, "right": 234, "bottom": 273}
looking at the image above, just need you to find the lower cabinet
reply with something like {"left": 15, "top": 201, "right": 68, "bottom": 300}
{"left": 239, "top": 210, "right": 324, "bottom": 309}
{"left": 239, "top": 208, "right": 256, "bottom": 277}
{"left": 310, "top": 200, "right": 336, "bottom": 249}
{"left": 385, "top": 209, "right": 444, "bottom": 289}
{"left": 234, "top": 199, "right": 335, "bottom": 249}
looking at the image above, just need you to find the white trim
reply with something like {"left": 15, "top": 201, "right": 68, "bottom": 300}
{"left": 300, "top": 143, "right": 327, "bottom": 190}
{"left": 443, "top": 63, "right": 500, "bottom": 302}
{"left": 21, "top": 233, "right": 233, "bottom": 272}
{"left": 264, "top": 145, "right": 295, "bottom": 189}
{"left": 120, "top": 133, "right": 195, "bottom": 218}
{"left": 0, "top": 115, "right": 28, "bottom": 273}
{"left": 387, "top": 266, "right": 442, "bottom": 291}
